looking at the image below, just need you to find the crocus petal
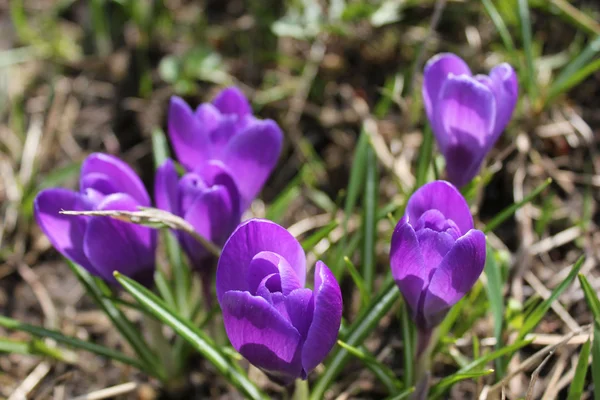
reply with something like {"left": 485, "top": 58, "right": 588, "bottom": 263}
{"left": 34, "top": 189, "right": 96, "bottom": 275}
{"left": 434, "top": 75, "right": 496, "bottom": 151}
{"left": 194, "top": 103, "right": 222, "bottom": 133}
{"left": 415, "top": 228, "right": 456, "bottom": 269}
{"left": 285, "top": 288, "right": 314, "bottom": 341}
{"left": 155, "top": 159, "right": 180, "bottom": 215}
{"left": 83, "top": 193, "right": 156, "bottom": 283}
{"left": 221, "top": 291, "right": 302, "bottom": 385}
{"left": 216, "top": 219, "right": 306, "bottom": 303}
{"left": 195, "top": 160, "right": 241, "bottom": 217}
{"left": 390, "top": 217, "right": 427, "bottom": 316}
{"left": 406, "top": 181, "right": 474, "bottom": 235}
{"left": 423, "top": 229, "right": 486, "bottom": 328}
{"left": 212, "top": 87, "right": 252, "bottom": 118}
{"left": 181, "top": 185, "right": 237, "bottom": 268}
{"left": 80, "top": 153, "right": 150, "bottom": 206}
{"left": 80, "top": 173, "right": 116, "bottom": 196}
{"left": 168, "top": 96, "right": 213, "bottom": 170}
{"left": 488, "top": 63, "right": 518, "bottom": 140}
{"left": 247, "top": 251, "right": 281, "bottom": 295}
{"left": 221, "top": 119, "right": 283, "bottom": 210}
{"left": 423, "top": 53, "right": 471, "bottom": 122}
{"left": 301, "top": 261, "right": 342, "bottom": 375}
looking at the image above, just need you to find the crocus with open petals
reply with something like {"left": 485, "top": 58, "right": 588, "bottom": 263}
{"left": 155, "top": 158, "right": 241, "bottom": 269}
{"left": 390, "top": 181, "right": 485, "bottom": 339}
{"left": 168, "top": 87, "right": 283, "bottom": 210}
{"left": 423, "top": 53, "right": 518, "bottom": 187}
{"left": 216, "top": 219, "right": 343, "bottom": 385}
{"left": 34, "top": 153, "right": 157, "bottom": 284}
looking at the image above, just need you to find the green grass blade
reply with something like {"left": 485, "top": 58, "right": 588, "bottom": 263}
{"left": 456, "top": 338, "right": 533, "bottom": 374}
{"left": 0, "top": 316, "right": 144, "bottom": 369}
{"left": 301, "top": 220, "right": 338, "bottom": 251}
{"left": 415, "top": 125, "right": 434, "bottom": 189}
{"left": 481, "top": 0, "right": 515, "bottom": 53}
{"left": 566, "top": 338, "right": 591, "bottom": 400}
{"left": 265, "top": 173, "right": 303, "bottom": 222}
{"left": 152, "top": 127, "right": 171, "bottom": 168}
{"left": 337, "top": 340, "right": 403, "bottom": 393}
{"left": 484, "top": 178, "right": 551, "bottom": 233}
{"left": 65, "top": 261, "right": 164, "bottom": 379}
{"left": 310, "top": 278, "right": 400, "bottom": 400}
{"left": 484, "top": 246, "right": 505, "bottom": 377}
{"left": 114, "top": 272, "right": 267, "bottom": 400}
{"left": 361, "top": 144, "right": 379, "bottom": 295}
{"left": 550, "top": 34, "right": 600, "bottom": 97}
{"left": 547, "top": 58, "right": 600, "bottom": 103}
{"left": 385, "top": 388, "right": 415, "bottom": 400}
{"left": 518, "top": 0, "right": 537, "bottom": 102}
{"left": 578, "top": 273, "right": 600, "bottom": 400}
{"left": 344, "top": 256, "right": 369, "bottom": 307}
{"left": 517, "top": 255, "right": 585, "bottom": 340}
{"left": 430, "top": 369, "right": 494, "bottom": 399}
{"left": 401, "top": 302, "right": 415, "bottom": 387}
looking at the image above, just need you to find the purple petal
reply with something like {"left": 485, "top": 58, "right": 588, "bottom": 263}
{"left": 212, "top": 87, "right": 252, "bottom": 118}
{"left": 168, "top": 96, "right": 213, "bottom": 170}
{"left": 406, "top": 181, "right": 474, "bottom": 235}
{"left": 216, "top": 219, "right": 306, "bottom": 303}
{"left": 221, "top": 290, "right": 302, "bottom": 384}
{"left": 80, "top": 173, "right": 116, "bottom": 196}
{"left": 423, "top": 53, "right": 471, "bottom": 123}
{"left": 488, "top": 63, "right": 518, "bottom": 141}
{"left": 285, "top": 288, "right": 314, "bottom": 341}
{"left": 34, "top": 188, "right": 97, "bottom": 275}
{"left": 433, "top": 74, "right": 495, "bottom": 151}
{"left": 390, "top": 217, "right": 427, "bottom": 316}
{"left": 181, "top": 185, "right": 238, "bottom": 269}
{"left": 155, "top": 159, "right": 180, "bottom": 215}
{"left": 415, "top": 228, "right": 456, "bottom": 270}
{"left": 83, "top": 193, "right": 156, "bottom": 284}
{"left": 208, "top": 115, "right": 239, "bottom": 156}
{"left": 221, "top": 119, "right": 283, "bottom": 210}
{"left": 195, "top": 160, "right": 241, "bottom": 216}
{"left": 247, "top": 251, "right": 281, "bottom": 295}
{"left": 423, "top": 229, "right": 486, "bottom": 328}
{"left": 178, "top": 173, "right": 208, "bottom": 213}
{"left": 301, "top": 261, "right": 342, "bottom": 375}
{"left": 194, "top": 103, "right": 222, "bottom": 132}
{"left": 80, "top": 153, "right": 150, "bottom": 206}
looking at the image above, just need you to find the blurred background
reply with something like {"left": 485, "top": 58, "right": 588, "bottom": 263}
{"left": 1, "top": 0, "right": 600, "bottom": 398}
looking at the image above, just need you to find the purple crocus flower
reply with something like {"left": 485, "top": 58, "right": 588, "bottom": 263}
{"left": 216, "top": 219, "right": 343, "bottom": 385}
{"left": 390, "top": 181, "right": 485, "bottom": 341}
{"left": 155, "top": 158, "right": 241, "bottom": 269}
{"left": 423, "top": 53, "right": 518, "bottom": 187}
{"left": 34, "top": 153, "right": 157, "bottom": 284}
{"left": 168, "top": 87, "right": 283, "bottom": 210}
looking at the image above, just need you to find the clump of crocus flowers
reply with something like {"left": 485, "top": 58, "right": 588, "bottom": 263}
{"left": 34, "top": 52, "right": 513, "bottom": 392}
{"left": 423, "top": 53, "right": 518, "bottom": 187}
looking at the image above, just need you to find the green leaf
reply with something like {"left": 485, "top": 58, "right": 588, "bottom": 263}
{"left": 0, "top": 316, "right": 144, "bottom": 369}
{"left": 481, "top": 0, "right": 515, "bottom": 52}
{"left": 550, "top": 34, "right": 600, "bottom": 98}
{"left": 301, "top": 220, "right": 338, "bottom": 251}
{"left": 0, "top": 336, "right": 76, "bottom": 363}
{"left": 547, "top": 58, "right": 600, "bottom": 103}
{"left": 151, "top": 127, "right": 171, "bottom": 168}
{"left": 265, "top": 173, "right": 303, "bottom": 222}
{"left": 457, "top": 338, "right": 533, "bottom": 374}
{"left": 310, "top": 278, "right": 400, "bottom": 400}
{"left": 518, "top": 255, "right": 585, "bottom": 340}
{"left": 484, "top": 178, "right": 551, "bottom": 233}
{"left": 344, "top": 256, "right": 369, "bottom": 307}
{"left": 337, "top": 340, "right": 402, "bottom": 393}
{"left": 361, "top": 144, "right": 379, "bottom": 295}
{"left": 65, "top": 261, "right": 164, "bottom": 379}
{"left": 415, "top": 125, "right": 434, "bottom": 189}
{"left": 518, "top": 0, "right": 537, "bottom": 103}
{"left": 430, "top": 369, "right": 494, "bottom": 398}
{"left": 114, "top": 272, "right": 267, "bottom": 400}
{"left": 566, "top": 338, "right": 591, "bottom": 400}
{"left": 484, "top": 246, "right": 505, "bottom": 377}
{"left": 579, "top": 274, "right": 600, "bottom": 400}
{"left": 385, "top": 387, "right": 415, "bottom": 400}
{"left": 400, "top": 301, "right": 415, "bottom": 387}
